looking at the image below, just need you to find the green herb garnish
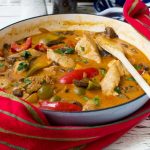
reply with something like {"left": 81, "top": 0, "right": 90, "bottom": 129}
{"left": 24, "top": 78, "right": 31, "bottom": 84}
{"left": 80, "top": 46, "right": 85, "bottom": 51}
{"left": 114, "top": 86, "right": 121, "bottom": 94}
{"left": 17, "top": 62, "right": 29, "bottom": 71}
{"left": 87, "top": 80, "right": 100, "bottom": 90}
{"left": 64, "top": 47, "right": 75, "bottom": 54}
{"left": 134, "top": 64, "right": 142, "bottom": 71}
{"left": 100, "top": 68, "right": 106, "bottom": 77}
{"left": 92, "top": 96, "right": 100, "bottom": 106}
{"left": 83, "top": 96, "right": 100, "bottom": 106}
{"left": 0, "top": 63, "right": 4, "bottom": 68}
{"left": 83, "top": 96, "right": 89, "bottom": 101}
{"left": 82, "top": 59, "right": 88, "bottom": 64}
{"left": 42, "top": 79, "right": 47, "bottom": 84}
{"left": 54, "top": 49, "right": 64, "bottom": 54}
{"left": 126, "top": 77, "right": 136, "bottom": 81}
{"left": 22, "top": 51, "right": 32, "bottom": 59}
{"left": 54, "top": 47, "right": 75, "bottom": 54}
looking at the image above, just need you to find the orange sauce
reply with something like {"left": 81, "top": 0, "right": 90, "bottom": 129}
{"left": 3, "top": 30, "right": 150, "bottom": 110}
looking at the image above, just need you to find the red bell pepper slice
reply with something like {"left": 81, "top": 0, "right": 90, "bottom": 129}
{"left": 0, "top": 88, "right": 5, "bottom": 92}
{"left": 11, "top": 37, "right": 32, "bottom": 53}
{"left": 40, "top": 101, "right": 82, "bottom": 112}
{"left": 34, "top": 43, "right": 48, "bottom": 52}
{"left": 60, "top": 67, "right": 99, "bottom": 84}
{"left": 138, "top": 70, "right": 144, "bottom": 75}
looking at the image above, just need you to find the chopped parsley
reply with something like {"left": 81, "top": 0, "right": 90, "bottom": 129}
{"left": 80, "top": 46, "right": 85, "bottom": 51}
{"left": 17, "top": 62, "right": 29, "bottom": 71}
{"left": 75, "top": 58, "right": 88, "bottom": 64}
{"left": 54, "top": 47, "right": 75, "bottom": 54}
{"left": 92, "top": 96, "right": 100, "bottom": 106}
{"left": 126, "top": 77, "right": 136, "bottom": 81}
{"left": 64, "top": 47, "right": 74, "bottom": 54}
{"left": 82, "top": 59, "right": 88, "bottom": 64}
{"left": 134, "top": 64, "right": 142, "bottom": 71}
{"left": 21, "top": 51, "right": 32, "bottom": 59}
{"left": 114, "top": 86, "right": 121, "bottom": 94}
{"left": 83, "top": 96, "right": 89, "bottom": 101}
{"left": 42, "top": 79, "right": 47, "bottom": 84}
{"left": 54, "top": 49, "right": 64, "bottom": 54}
{"left": 24, "top": 78, "right": 31, "bottom": 84}
{"left": 100, "top": 68, "right": 106, "bottom": 77}
{"left": 0, "top": 63, "right": 4, "bottom": 68}
{"left": 83, "top": 96, "right": 100, "bottom": 106}
{"left": 87, "top": 80, "right": 100, "bottom": 90}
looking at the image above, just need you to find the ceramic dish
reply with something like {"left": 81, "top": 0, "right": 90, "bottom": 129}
{"left": 0, "top": 14, "right": 150, "bottom": 125}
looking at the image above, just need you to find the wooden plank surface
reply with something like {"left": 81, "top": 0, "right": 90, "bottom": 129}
{"left": 0, "top": 1, "right": 150, "bottom": 150}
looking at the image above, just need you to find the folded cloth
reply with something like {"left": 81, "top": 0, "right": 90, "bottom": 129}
{"left": 123, "top": 0, "right": 150, "bottom": 40}
{"left": 94, "top": 0, "right": 126, "bottom": 12}
{"left": 0, "top": 91, "right": 150, "bottom": 150}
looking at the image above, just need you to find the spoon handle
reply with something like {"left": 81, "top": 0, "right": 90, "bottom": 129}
{"left": 118, "top": 52, "right": 150, "bottom": 98}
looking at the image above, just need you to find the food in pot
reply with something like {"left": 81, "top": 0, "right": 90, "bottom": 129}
{"left": 1, "top": 27, "right": 150, "bottom": 112}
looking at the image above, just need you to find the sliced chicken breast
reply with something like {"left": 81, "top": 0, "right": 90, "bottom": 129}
{"left": 100, "top": 60, "right": 129, "bottom": 96}
{"left": 75, "top": 33, "right": 101, "bottom": 63}
{"left": 47, "top": 49, "right": 75, "bottom": 68}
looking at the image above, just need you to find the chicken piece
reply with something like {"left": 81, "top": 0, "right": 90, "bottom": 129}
{"left": 26, "top": 75, "right": 54, "bottom": 94}
{"left": 0, "top": 57, "right": 4, "bottom": 61}
{"left": 6, "top": 60, "right": 28, "bottom": 82}
{"left": 26, "top": 81, "right": 41, "bottom": 94}
{"left": 25, "top": 48, "right": 43, "bottom": 60}
{"left": 43, "top": 66, "right": 58, "bottom": 75}
{"left": 100, "top": 64, "right": 120, "bottom": 96}
{"left": 83, "top": 100, "right": 96, "bottom": 111}
{"left": 108, "top": 60, "right": 129, "bottom": 76}
{"left": 0, "top": 77, "right": 10, "bottom": 88}
{"left": 100, "top": 60, "right": 129, "bottom": 96}
{"left": 75, "top": 33, "right": 101, "bottom": 63}
{"left": 47, "top": 49, "right": 75, "bottom": 68}
{"left": 13, "top": 61, "right": 29, "bottom": 74}
{"left": 7, "top": 48, "right": 42, "bottom": 64}
{"left": 36, "top": 66, "right": 58, "bottom": 76}
{"left": 7, "top": 53, "right": 22, "bottom": 64}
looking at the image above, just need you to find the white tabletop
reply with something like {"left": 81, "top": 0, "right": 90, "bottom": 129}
{"left": 0, "top": 0, "right": 150, "bottom": 150}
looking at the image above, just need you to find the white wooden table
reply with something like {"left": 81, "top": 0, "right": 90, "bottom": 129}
{"left": 0, "top": 0, "right": 150, "bottom": 149}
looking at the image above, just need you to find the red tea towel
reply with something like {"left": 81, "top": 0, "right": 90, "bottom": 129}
{"left": 123, "top": 0, "right": 150, "bottom": 40}
{"left": 0, "top": 91, "right": 150, "bottom": 150}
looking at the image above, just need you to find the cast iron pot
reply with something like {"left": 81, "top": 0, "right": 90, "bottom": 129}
{"left": 0, "top": 14, "right": 150, "bottom": 125}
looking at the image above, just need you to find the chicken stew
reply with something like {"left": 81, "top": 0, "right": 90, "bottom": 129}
{"left": 0, "top": 27, "right": 150, "bottom": 112}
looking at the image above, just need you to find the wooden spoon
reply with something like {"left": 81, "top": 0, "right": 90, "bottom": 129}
{"left": 96, "top": 35, "right": 150, "bottom": 98}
